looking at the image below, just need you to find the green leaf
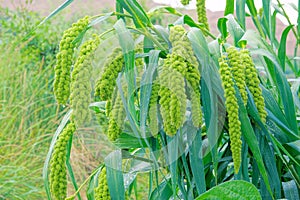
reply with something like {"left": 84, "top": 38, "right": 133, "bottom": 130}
{"left": 278, "top": 25, "right": 293, "bottom": 72}
{"left": 226, "top": 14, "right": 245, "bottom": 46}
{"left": 38, "top": 0, "right": 73, "bottom": 26}
{"left": 188, "top": 28, "right": 223, "bottom": 183}
{"left": 89, "top": 12, "right": 114, "bottom": 27}
{"left": 188, "top": 126, "right": 206, "bottom": 194}
{"left": 217, "top": 18, "right": 229, "bottom": 40}
{"left": 235, "top": 86, "right": 273, "bottom": 196}
{"left": 43, "top": 110, "right": 72, "bottom": 200}
{"left": 262, "top": 0, "right": 272, "bottom": 41}
{"left": 113, "top": 19, "right": 137, "bottom": 123}
{"left": 282, "top": 180, "right": 300, "bottom": 200}
{"left": 66, "top": 134, "right": 81, "bottom": 200}
{"left": 167, "top": 134, "right": 179, "bottom": 197}
{"left": 105, "top": 150, "right": 125, "bottom": 200}
{"left": 258, "top": 133, "right": 281, "bottom": 199}
{"left": 271, "top": 10, "right": 279, "bottom": 46}
{"left": 195, "top": 180, "right": 262, "bottom": 200}
{"left": 284, "top": 140, "right": 300, "bottom": 163}
{"left": 116, "top": 1, "right": 125, "bottom": 20}
{"left": 148, "top": 6, "right": 182, "bottom": 16}
{"left": 174, "top": 15, "right": 203, "bottom": 30}
{"left": 225, "top": 0, "right": 235, "bottom": 16}
{"left": 113, "top": 133, "right": 147, "bottom": 148}
{"left": 116, "top": 0, "right": 150, "bottom": 28}
{"left": 246, "top": 0, "right": 257, "bottom": 16}
{"left": 149, "top": 179, "right": 173, "bottom": 200}
{"left": 236, "top": 0, "right": 246, "bottom": 29}
{"left": 250, "top": 48, "right": 298, "bottom": 135}
{"left": 86, "top": 167, "right": 103, "bottom": 200}
{"left": 139, "top": 50, "right": 160, "bottom": 134}
{"left": 273, "top": 64, "right": 298, "bottom": 134}
{"left": 22, "top": 0, "right": 73, "bottom": 41}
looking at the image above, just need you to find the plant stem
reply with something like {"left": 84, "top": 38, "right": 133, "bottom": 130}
{"left": 91, "top": 12, "right": 133, "bottom": 20}
{"left": 276, "top": 0, "right": 299, "bottom": 42}
{"left": 66, "top": 165, "right": 103, "bottom": 200}
{"left": 99, "top": 28, "right": 115, "bottom": 39}
{"left": 127, "top": 26, "right": 167, "bottom": 51}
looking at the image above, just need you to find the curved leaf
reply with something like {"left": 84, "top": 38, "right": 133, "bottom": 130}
{"left": 196, "top": 180, "right": 262, "bottom": 200}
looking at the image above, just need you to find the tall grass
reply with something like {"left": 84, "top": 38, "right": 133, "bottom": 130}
{"left": 0, "top": 8, "right": 65, "bottom": 199}
{"left": 0, "top": 6, "right": 119, "bottom": 199}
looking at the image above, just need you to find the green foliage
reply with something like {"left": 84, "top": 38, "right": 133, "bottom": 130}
{"left": 33, "top": 0, "right": 300, "bottom": 199}
{"left": 196, "top": 180, "right": 261, "bottom": 200}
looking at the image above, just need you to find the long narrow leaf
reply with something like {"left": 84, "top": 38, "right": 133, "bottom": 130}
{"left": 114, "top": 19, "right": 137, "bottom": 123}
{"left": 236, "top": 0, "right": 246, "bottom": 29}
{"left": 235, "top": 87, "right": 273, "bottom": 196}
{"left": 188, "top": 126, "right": 206, "bottom": 194}
{"left": 105, "top": 150, "right": 125, "bottom": 200}
{"left": 224, "top": 0, "right": 235, "bottom": 16}
{"left": 139, "top": 50, "right": 160, "bottom": 134}
{"left": 66, "top": 134, "right": 81, "bottom": 200}
{"left": 116, "top": 0, "right": 150, "bottom": 28}
{"left": 278, "top": 25, "right": 293, "bottom": 71}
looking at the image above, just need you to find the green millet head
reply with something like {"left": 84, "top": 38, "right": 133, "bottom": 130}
{"left": 106, "top": 90, "right": 126, "bottom": 141}
{"left": 169, "top": 25, "right": 186, "bottom": 43}
{"left": 168, "top": 26, "right": 202, "bottom": 128}
{"left": 94, "top": 167, "right": 111, "bottom": 200}
{"left": 70, "top": 35, "right": 100, "bottom": 126}
{"left": 180, "top": 0, "right": 191, "bottom": 5}
{"left": 226, "top": 46, "right": 248, "bottom": 106}
{"left": 196, "top": 0, "right": 210, "bottom": 33}
{"left": 240, "top": 49, "right": 267, "bottom": 123}
{"left": 95, "top": 48, "right": 124, "bottom": 100}
{"left": 158, "top": 55, "right": 187, "bottom": 136}
{"left": 49, "top": 122, "right": 76, "bottom": 200}
{"left": 54, "top": 16, "right": 90, "bottom": 105}
{"left": 218, "top": 56, "right": 242, "bottom": 174}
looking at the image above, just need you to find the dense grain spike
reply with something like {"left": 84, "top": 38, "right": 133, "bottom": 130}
{"left": 94, "top": 48, "right": 124, "bottom": 101}
{"left": 196, "top": 0, "right": 210, "bottom": 34}
{"left": 240, "top": 49, "right": 267, "bottom": 123}
{"left": 169, "top": 25, "right": 203, "bottom": 128}
{"left": 226, "top": 46, "right": 248, "bottom": 106}
{"left": 54, "top": 16, "right": 89, "bottom": 105}
{"left": 180, "top": 0, "right": 191, "bottom": 6}
{"left": 158, "top": 54, "right": 187, "bottom": 136}
{"left": 49, "top": 122, "right": 76, "bottom": 200}
{"left": 70, "top": 34, "right": 100, "bottom": 126}
{"left": 94, "top": 167, "right": 111, "bottom": 200}
{"left": 219, "top": 56, "right": 242, "bottom": 174}
{"left": 107, "top": 89, "right": 126, "bottom": 141}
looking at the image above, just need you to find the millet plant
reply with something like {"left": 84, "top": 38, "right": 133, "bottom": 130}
{"left": 44, "top": 0, "right": 300, "bottom": 199}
